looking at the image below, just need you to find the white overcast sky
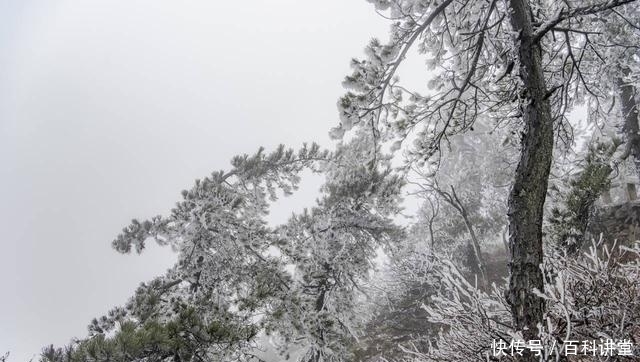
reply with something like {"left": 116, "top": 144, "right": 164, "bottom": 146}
{"left": 0, "top": 1, "right": 434, "bottom": 361}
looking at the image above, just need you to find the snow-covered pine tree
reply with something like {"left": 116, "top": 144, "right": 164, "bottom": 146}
{"left": 408, "top": 120, "right": 515, "bottom": 287}
{"left": 333, "top": 1, "right": 638, "bottom": 358}
{"left": 41, "top": 307, "right": 256, "bottom": 362}
{"left": 41, "top": 144, "right": 330, "bottom": 361}
{"left": 352, "top": 122, "right": 516, "bottom": 360}
{"left": 42, "top": 138, "right": 406, "bottom": 362}
{"left": 256, "top": 132, "right": 405, "bottom": 361}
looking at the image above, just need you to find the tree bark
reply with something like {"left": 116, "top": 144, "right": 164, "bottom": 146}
{"left": 506, "top": 0, "right": 554, "bottom": 358}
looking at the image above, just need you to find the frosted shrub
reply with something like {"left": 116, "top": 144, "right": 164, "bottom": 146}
{"left": 398, "top": 239, "right": 640, "bottom": 361}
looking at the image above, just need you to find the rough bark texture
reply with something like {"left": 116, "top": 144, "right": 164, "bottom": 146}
{"left": 617, "top": 68, "right": 640, "bottom": 176}
{"left": 506, "top": 0, "right": 554, "bottom": 358}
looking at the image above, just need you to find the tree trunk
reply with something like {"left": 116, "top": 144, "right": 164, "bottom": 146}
{"left": 506, "top": 0, "right": 554, "bottom": 358}
{"left": 458, "top": 199, "right": 488, "bottom": 288}
{"left": 602, "top": 189, "right": 613, "bottom": 205}
{"left": 433, "top": 185, "right": 488, "bottom": 287}
{"left": 617, "top": 67, "right": 640, "bottom": 176}
{"left": 627, "top": 183, "right": 637, "bottom": 201}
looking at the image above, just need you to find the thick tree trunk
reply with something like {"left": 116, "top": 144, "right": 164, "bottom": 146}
{"left": 617, "top": 68, "right": 640, "bottom": 176}
{"left": 506, "top": 0, "right": 554, "bottom": 358}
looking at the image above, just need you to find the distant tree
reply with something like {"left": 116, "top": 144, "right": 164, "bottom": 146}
{"left": 351, "top": 244, "right": 439, "bottom": 361}
{"left": 408, "top": 119, "right": 515, "bottom": 287}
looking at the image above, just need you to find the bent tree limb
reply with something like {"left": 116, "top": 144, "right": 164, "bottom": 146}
{"left": 507, "top": 0, "right": 554, "bottom": 357}
{"left": 431, "top": 184, "right": 488, "bottom": 288}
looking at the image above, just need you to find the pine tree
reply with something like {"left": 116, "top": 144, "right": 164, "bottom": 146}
{"left": 333, "top": 0, "right": 638, "bottom": 358}
{"left": 43, "top": 139, "right": 406, "bottom": 362}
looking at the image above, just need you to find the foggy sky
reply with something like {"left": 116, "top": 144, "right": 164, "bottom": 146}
{"left": 0, "top": 1, "right": 397, "bottom": 360}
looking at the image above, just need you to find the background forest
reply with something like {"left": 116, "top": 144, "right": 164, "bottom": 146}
{"left": 3, "top": 0, "right": 640, "bottom": 361}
